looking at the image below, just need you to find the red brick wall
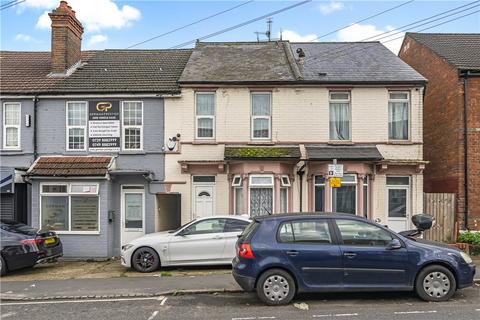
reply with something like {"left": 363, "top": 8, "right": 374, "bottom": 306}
{"left": 400, "top": 36, "right": 480, "bottom": 230}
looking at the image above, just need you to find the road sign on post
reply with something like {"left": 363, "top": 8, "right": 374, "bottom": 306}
{"left": 328, "top": 164, "right": 344, "bottom": 177}
{"left": 330, "top": 177, "right": 341, "bottom": 188}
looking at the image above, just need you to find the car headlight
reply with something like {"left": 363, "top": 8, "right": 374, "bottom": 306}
{"left": 459, "top": 251, "right": 473, "bottom": 264}
{"left": 122, "top": 244, "right": 134, "bottom": 251}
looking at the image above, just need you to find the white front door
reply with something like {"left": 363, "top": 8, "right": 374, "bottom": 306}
{"left": 121, "top": 186, "right": 145, "bottom": 246}
{"left": 193, "top": 185, "right": 214, "bottom": 219}
{"left": 387, "top": 187, "right": 410, "bottom": 233}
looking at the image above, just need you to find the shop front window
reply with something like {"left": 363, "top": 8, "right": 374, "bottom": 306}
{"left": 332, "top": 174, "right": 356, "bottom": 214}
{"left": 41, "top": 183, "right": 99, "bottom": 232}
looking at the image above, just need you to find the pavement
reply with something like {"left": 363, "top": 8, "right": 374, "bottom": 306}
{"left": 1, "top": 289, "right": 479, "bottom": 320}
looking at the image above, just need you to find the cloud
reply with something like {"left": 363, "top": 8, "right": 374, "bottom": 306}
{"left": 26, "top": 0, "right": 141, "bottom": 32}
{"left": 14, "top": 33, "right": 41, "bottom": 43}
{"left": 87, "top": 34, "right": 108, "bottom": 47}
{"left": 280, "top": 30, "right": 318, "bottom": 42}
{"left": 318, "top": 1, "right": 344, "bottom": 15}
{"left": 337, "top": 23, "right": 404, "bottom": 54}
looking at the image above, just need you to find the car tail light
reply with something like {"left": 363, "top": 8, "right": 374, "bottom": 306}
{"left": 238, "top": 243, "right": 255, "bottom": 259}
{"left": 20, "top": 238, "right": 44, "bottom": 245}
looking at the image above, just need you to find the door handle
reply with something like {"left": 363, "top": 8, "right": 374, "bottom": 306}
{"left": 286, "top": 250, "right": 299, "bottom": 257}
{"left": 343, "top": 252, "right": 357, "bottom": 258}
{"left": 212, "top": 235, "right": 223, "bottom": 239}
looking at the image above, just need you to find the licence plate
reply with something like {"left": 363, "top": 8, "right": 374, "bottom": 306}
{"left": 44, "top": 237, "right": 56, "bottom": 245}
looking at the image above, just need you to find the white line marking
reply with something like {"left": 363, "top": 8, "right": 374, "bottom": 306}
{"left": 147, "top": 311, "right": 159, "bottom": 320}
{"left": 232, "top": 318, "right": 256, "bottom": 320}
{"left": 334, "top": 314, "right": 358, "bottom": 317}
{"left": 160, "top": 297, "right": 167, "bottom": 306}
{"left": 258, "top": 317, "right": 276, "bottom": 319}
{"left": 313, "top": 316, "right": 332, "bottom": 318}
{"left": 0, "top": 296, "right": 165, "bottom": 306}
{"left": 393, "top": 311, "right": 437, "bottom": 315}
{"left": 476, "top": 309, "right": 480, "bottom": 311}
{"left": 0, "top": 312, "right": 16, "bottom": 319}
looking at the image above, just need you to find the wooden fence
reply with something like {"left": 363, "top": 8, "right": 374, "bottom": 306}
{"left": 423, "top": 193, "right": 456, "bottom": 243}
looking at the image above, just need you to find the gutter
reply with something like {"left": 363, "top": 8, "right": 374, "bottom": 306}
{"left": 0, "top": 93, "right": 182, "bottom": 99}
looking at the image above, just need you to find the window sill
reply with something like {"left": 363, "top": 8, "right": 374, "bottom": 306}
{"left": 119, "top": 151, "right": 146, "bottom": 155}
{"left": 192, "top": 140, "right": 218, "bottom": 145}
{"left": 1, "top": 148, "right": 22, "bottom": 152}
{"left": 387, "top": 140, "right": 413, "bottom": 145}
{"left": 327, "top": 140, "right": 354, "bottom": 145}
{"left": 247, "top": 141, "right": 274, "bottom": 145}
{"left": 55, "top": 231, "right": 100, "bottom": 235}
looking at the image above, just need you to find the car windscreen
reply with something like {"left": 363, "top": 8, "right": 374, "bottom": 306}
{"left": 238, "top": 220, "right": 259, "bottom": 241}
{"left": 168, "top": 220, "right": 196, "bottom": 234}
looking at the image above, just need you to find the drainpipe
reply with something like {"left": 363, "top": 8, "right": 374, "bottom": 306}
{"left": 33, "top": 95, "right": 39, "bottom": 160}
{"left": 297, "top": 162, "right": 307, "bottom": 212}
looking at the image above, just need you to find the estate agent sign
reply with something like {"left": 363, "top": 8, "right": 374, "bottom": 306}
{"left": 88, "top": 101, "right": 120, "bottom": 152}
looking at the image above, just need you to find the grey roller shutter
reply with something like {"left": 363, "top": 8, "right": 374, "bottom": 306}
{"left": 0, "top": 194, "right": 15, "bottom": 221}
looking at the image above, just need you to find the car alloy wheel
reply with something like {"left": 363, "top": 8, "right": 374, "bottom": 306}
{"left": 263, "top": 275, "right": 290, "bottom": 302}
{"left": 423, "top": 271, "right": 450, "bottom": 298}
{"left": 132, "top": 247, "right": 160, "bottom": 273}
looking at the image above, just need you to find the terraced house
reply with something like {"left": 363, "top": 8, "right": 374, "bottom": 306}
{"left": 0, "top": 2, "right": 192, "bottom": 258}
{"left": 162, "top": 41, "right": 427, "bottom": 233}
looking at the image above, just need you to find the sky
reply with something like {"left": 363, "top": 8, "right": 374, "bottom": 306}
{"left": 1, "top": 0, "right": 479, "bottom": 54}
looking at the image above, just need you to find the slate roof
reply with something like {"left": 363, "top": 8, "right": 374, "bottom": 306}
{"left": 306, "top": 145, "right": 383, "bottom": 161}
{"left": 290, "top": 42, "right": 426, "bottom": 84}
{"left": 179, "top": 42, "right": 297, "bottom": 83}
{"left": 224, "top": 146, "right": 301, "bottom": 160}
{"left": 406, "top": 33, "right": 480, "bottom": 71}
{"left": 27, "top": 156, "right": 113, "bottom": 177}
{"left": 0, "top": 49, "right": 192, "bottom": 94}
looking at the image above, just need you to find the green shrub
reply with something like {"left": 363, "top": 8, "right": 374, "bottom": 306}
{"left": 458, "top": 231, "right": 480, "bottom": 245}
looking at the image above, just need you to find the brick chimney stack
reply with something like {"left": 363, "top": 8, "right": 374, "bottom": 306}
{"left": 49, "top": 1, "right": 84, "bottom": 74}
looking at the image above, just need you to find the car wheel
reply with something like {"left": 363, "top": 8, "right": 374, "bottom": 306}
{"left": 131, "top": 247, "right": 160, "bottom": 273}
{"left": 0, "top": 255, "right": 6, "bottom": 276}
{"left": 256, "top": 268, "right": 296, "bottom": 305}
{"left": 415, "top": 265, "right": 456, "bottom": 302}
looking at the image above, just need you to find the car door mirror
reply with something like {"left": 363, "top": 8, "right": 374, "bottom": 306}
{"left": 386, "top": 238, "right": 402, "bottom": 250}
{"left": 178, "top": 229, "right": 190, "bottom": 236}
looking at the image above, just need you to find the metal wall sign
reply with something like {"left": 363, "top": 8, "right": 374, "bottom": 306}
{"left": 328, "top": 164, "right": 344, "bottom": 177}
{"left": 88, "top": 101, "right": 120, "bottom": 152}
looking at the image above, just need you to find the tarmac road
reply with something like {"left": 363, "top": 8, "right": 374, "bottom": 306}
{"left": 1, "top": 286, "right": 479, "bottom": 320}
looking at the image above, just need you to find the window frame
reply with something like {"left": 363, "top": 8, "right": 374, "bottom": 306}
{"left": 40, "top": 182, "right": 100, "bottom": 234}
{"left": 122, "top": 101, "right": 144, "bottom": 151}
{"left": 331, "top": 173, "right": 357, "bottom": 215}
{"left": 65, "top": 101, "right": 88, "bottom": 152}
{"left": 280, "top": 187, "right": 288, "bottom": 213}
{"left": 329, "top": 91, "right": 351, "bottom": 141}
{"left": 232, "top": 175, "right": 242, "bottom": 187}
{"left": 314, "top": 175, "right": 326, "bottom": 212}
{"left": 386, "top": 176, "right": 411, "bottom": 220}
{"left": 195, "top": 92, "right": 216, "bottom": 140}
{"left": 250, "top": 92, "right": 272, "bottom": 140}
{"left": 2, "top": 102, "right": 21, "bottom": 149}
{"left": 388, "top": 91, "right": 410, "bottom": 141}
{"left": 248, "top": 174, "right": 274, "bottom": 216}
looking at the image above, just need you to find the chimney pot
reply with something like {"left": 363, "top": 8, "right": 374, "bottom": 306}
{"left": 49, "top": 1, "right": 84, "bottom": 74}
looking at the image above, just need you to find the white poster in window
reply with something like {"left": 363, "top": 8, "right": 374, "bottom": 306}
{"left": 88, "top": 101, "right": 120, "bottom": 152}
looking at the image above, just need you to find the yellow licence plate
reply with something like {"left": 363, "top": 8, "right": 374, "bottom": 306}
{"left": 44, "top": 237, "right": 55, "bottom": 245}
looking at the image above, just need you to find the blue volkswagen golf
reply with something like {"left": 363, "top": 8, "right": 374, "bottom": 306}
{"left": 232, "top": 213, "right": 476, "bottom": 305}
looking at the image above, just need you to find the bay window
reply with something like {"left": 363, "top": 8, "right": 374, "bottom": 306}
{"left": 196, "top": 93, "right": 215, "bottom": 139}
{"left": 3, "top": 102, "right": 21, "bottom": 149}
{"left": 41, "top": 183, "right": 99, "bottom": 232}
{"left": 251, "top": 93, "right": 271, "bottom": 139}
{"left": 332, "top": 174, "right": 356, "bottom": 214}
{"left": 122, "top": 101, "right": 143, "bottom": 150}
{"left": 388, "top": 92, "right": 409, "bottom": 140}
{"left": 66, "top": 102, "right": 87, "bottom": 151}
{"left": 329, "top": 91, "right": 350, "bottom": 140}
{"left": 249, "top": 175, "right": 273, "bottom": 217}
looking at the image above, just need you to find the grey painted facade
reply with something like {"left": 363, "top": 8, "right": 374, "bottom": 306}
{"left": 1, "top": 97, "right": 165, "bottom": 258}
